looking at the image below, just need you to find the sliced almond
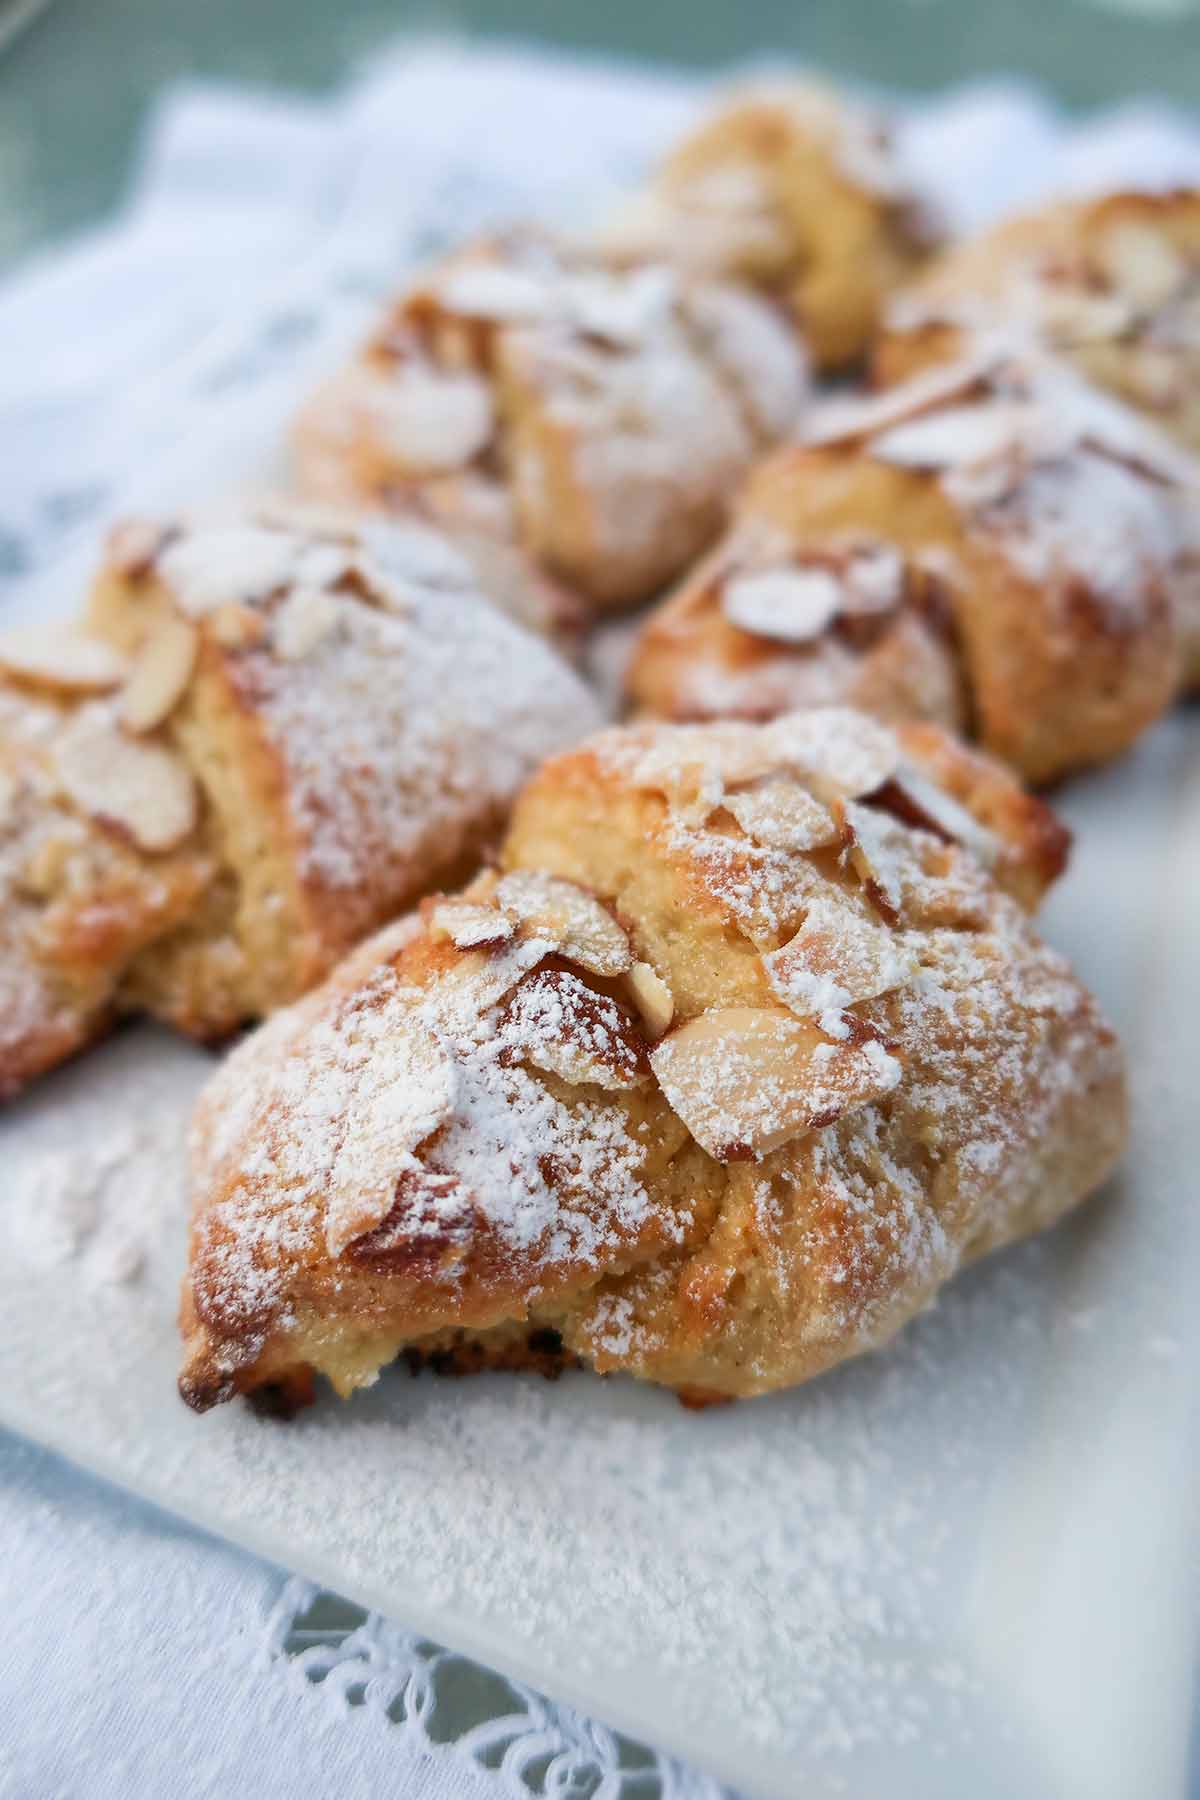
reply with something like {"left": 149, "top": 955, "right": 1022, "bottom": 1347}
{"left": 804, "top": 352, "right": 1001, "bottom": 449}
{"left": 209, "top": 603, "right": 267, "bottom": 650}
{"left": 272, "top": 586, "right": 341, "bottom": 661}
{"left": 877, "top": 761, "right": 1001, "bottom": 870}
{"left": 723, "top": 774, "right": 838, "bottom": 851}
{"left": 630, "top": 723, "right": 779, "bottom": 816}
{"left": 433, "top": 262, "right": 555, "bottom": 324}
{"left": 559, "top": 265, "right": 677, "bottom": 347}
{"left": 1097, "top": 222, "right": 1186, "bottom": 312}
{"left": 106, "top": 519, "right": 172, "bottom": 581}
{"left": 649, "top": 1006, "right": 902, "bottom": 1161}
{"left": 52, "top": 709, "right": 198, "bottom": 853}
{"left": 495, "top": 870, "right": 631, "bottom": 977}
{"left": 766, "top": 708, "right": 900, "bottom": 803}
{"left": 763, "top": 895, "right": 916, "bottom": 1021}
{"left": 429, "top": 899, "right": 516, "bottom": 951}
{"left": 842, "top": 542, "right": 906, "bottom": 615}
{"left": 372, "top": 366, "right": 494, "bottom": 472}
{"left": 120, "top": 614, "right": 198, "bottom": 733}
{"left": 626, "top": 960, "right": 674, "bottom": 1038}
{"left": 871, "top": 402, "right": 1029, "bottom": 471}
{"left": 325, "top": 1019, "right": 459, "bottom": 1257}
{"left": 503, "top": 968, "right": 646, "bottom": 1090}
{"left": 722, "top": 566, "right": 843, "bottom": 643}
{"left": 0, "top": 625, "right": 128, "bottom": 695}
{"left": 837, "top": 799, "right": 905, "bottom": 924}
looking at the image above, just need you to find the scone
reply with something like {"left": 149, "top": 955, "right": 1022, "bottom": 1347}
{"left": 0, "top": 501, "right": 599, "bottom": 1094}
{"left": 176, "top": 707, "right": 1121, "bottom": 1416}
{"left": 293, "top": 230, "right": 810, "bottom": 610}
{"left": 630, "top": 348, "right": 1189, "bottom": 783}
{"left": 877, "top": 189, "right": 1200, "bottom": 451}
{"left": 597, "top": 81, "right": 942, "bottom": 369}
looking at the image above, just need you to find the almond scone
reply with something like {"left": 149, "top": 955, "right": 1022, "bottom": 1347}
{"left": 596, "top": 81, "right": 942, "bottom": 369}
{"left": 0, "top": 502, "right": 599, "bottom": 1095}
{"left": 176, "top": 707, "right": 1122, "bottom": 1416}
{"left": 292, "top": 230, "right": 810, "bottom": 611}
{"left": 629, "top": 347, "right": 1191, "bottom": 782}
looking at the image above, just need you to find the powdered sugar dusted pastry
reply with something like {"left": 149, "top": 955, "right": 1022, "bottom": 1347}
{"left": 631, "top": 348, "right": 1189, "bottom": 783}
{"left": 877, "top": 189, "right": 1200, "bottom": 453}
{"left": 293, "top": 231, "right": 810, "bottom": 611}
{"left": 176, "top": 707, "right": 1117, "bottom": 1415}
{"left": 0, "top": 502, "right": 598, "bottom": 1094}
{"left": 597, "top": 81, "right": 942, "bottom": 369}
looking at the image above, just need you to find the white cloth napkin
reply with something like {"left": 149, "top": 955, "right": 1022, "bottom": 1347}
{"left": 0, "top": 38, "right": 1198, "bottom": 1800}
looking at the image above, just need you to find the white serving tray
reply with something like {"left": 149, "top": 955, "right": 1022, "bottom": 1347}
{"left": 2, "top": 156, "right": 1199, "bottom": 1799}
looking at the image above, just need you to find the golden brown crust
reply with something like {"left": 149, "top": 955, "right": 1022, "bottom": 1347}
{"left": 630, "top": 352, "right": 1185, "bottom": 784}
{"left": 178, "top": 709, "right": 1121, "bottom": 1413}
{"left": 292, "top": 232, "right": 809, "bottom": 611}
{"left": 598, "top": 82, "right": 941, "bottom": 368}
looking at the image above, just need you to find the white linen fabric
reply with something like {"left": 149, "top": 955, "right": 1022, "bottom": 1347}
{"left": 0, "top": 39, "right": 1197, "bottom": 1800}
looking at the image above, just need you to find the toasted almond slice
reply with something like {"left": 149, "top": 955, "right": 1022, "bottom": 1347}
{"left": 723, "top": 775, "right": 839, "bottom": 852}
{"left": 372, "top": 367, "right": 494, "bottom": 472}
{"left": 52, "top": 709, "right": 197, "bottom": 853}
{"left": 429, "top": 899, "right": 517, "bottom": 950}
{"left": 503, "top": 968, "right": 646, "bottom": 1090}
{"left": 1097, "top": 222, "right": 1186, "bottom": 312}
{"left": 559, "top": 265, "right": 677, "bottom": 347}
{"left": 649, "top": 1006, "right": 901, "bottom": 1161}
{"left": 722, "top": 566, "right": 843, "bottom": 643}
{"left": 432, "top": 262, "right": 555, "bottom": 323}
{"left": 879, "top": 762, "right": 1001, "bottom": 870}
{"left": 837, "top": 799, "right": 905, "bottom": 924}
{"left": 325, "top": 1019, "right": 459, "bottom": 1257}
{"left": 766, "top": 708, "right": 900, "bottom": 803}
{"left": 763, "top": 895, "right": 917, "bottom": 1022}
{"left": 0, "top": 625, "right": 128, "bottom": 695}
{"left": 209, "top": 603, "right": 267, "bottom": 650}
{"left": 495, "top": 870, "right": 631, "bottom": 976}
{"left": 630, "top": 723, "right": 778, "bottom": 815}
{"left": 842, "top": 542, "right": 906, "bottom": 615}
{"left": 272, "top": 586, "right": 341, "bottom": 661}
{"left": 120, "top": 614, "right": 198, "bottom": 733}
{"left": 871, "top": 402, "right": 1030, "bottom": 471}
{"left": 107, "top": 519, "right": 172, "bottom": 581}
{"left": 804, "top": 352, "right": 1001, "bottom": 449}
{"left": 626, "top": 961, "right": 674, "bottom": 1038}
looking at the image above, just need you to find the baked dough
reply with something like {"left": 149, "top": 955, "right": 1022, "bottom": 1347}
{"left": 597, "top": 81, "right": 942, "bottom": 369}
{"left": 630, "top": 347, "right": 1190, "bottom": 783}
{"left": 293, "top": 231, "right": 810, "bottom": 610}
{"left": 176, "top": 707, "right": 1118, "bottom": 1415}
{"left": 0, "top": 501, "right": 599, "bottom": 1095}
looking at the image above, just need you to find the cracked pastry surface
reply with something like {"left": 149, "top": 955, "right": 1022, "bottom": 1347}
{"left": 177, "top": 707, "right": 1120, "bottom": 1415}
{"left": 629, "top": 346, "right": 1192, "bottom": 782}
{"left": 596, "top": 80, "right": 942, "bottom": 369}
{"left": 292, "top": 230, "right": 810, "bottom": 611}
{"left": 0, "top": 501, "right": 599, "bottom": 1095}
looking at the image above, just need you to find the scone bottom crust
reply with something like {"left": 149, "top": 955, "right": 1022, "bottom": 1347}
{"left": 178, "top": 709, "right": 1124, "bottom": 1417}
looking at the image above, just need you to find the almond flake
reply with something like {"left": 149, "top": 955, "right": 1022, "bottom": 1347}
{"left": 559, "top": 265, "right": 677, "bottom": 347}
{"left": 209, "top": 603, "right": 267, "bottom": 650}
{"left": 0, "top": 625, "right": 128, "bottom": 695}
{"left": 325, "top": 1019, "right": 459, "bottom": 1257}
{"left": 842, "top": 543, "right": 906, "bottom": 615}
{"left": 503, "top": 968, "right": 646, "bottom": 1090}
{"left": 120, "top": 614, "right": 198, "bottom": 733}
{"left": 626, "top": 961, "right": 674, "bottom": 1038}
{"left": 107, "top": 519, "right": 172, "bottom": 580}
{"left": 880, "top": 762, "right": 1001, "bottom": 870}
{"left": 804, "top": 352, "right": 1001, "bottom": 449}
{"left": 649, "top": 1006, "right": 901, "bottom": 1161}
{"left": 374, "top": 367, "right": 494, "bottom": 472}
{"left": 1097, "top": 222, "right": 1186, "bottom": 312}
{"left": 763, "top": 895, "right": 917, "bottom": 1021}
{"left": 722, "top": 566, "right": 843, "bottom": 643}
{"left": 52, "top": 709, "right": 198, "bottom": 853}
{"left": 871, "top": 402, "right": 1030, "bottom": 471}
{"left": 765, "top": 708, "right": 900, "bottom": 802}
{"left": 837, "top": 799, "right": 905, "bottom": 923}
{"left": 429, "top": 899, "right": 516, "bottom": 950}
{"left": 272, "top": 586, "right": 341, "bottom": 661}
{"left": 495, "top": 871, "right": 631, "bottom": 976}
{"left": 723, "top": 775, "right": 838, "bottom": 851}
{"left": 433, "top": 263, "right": 555, "bottom": 323}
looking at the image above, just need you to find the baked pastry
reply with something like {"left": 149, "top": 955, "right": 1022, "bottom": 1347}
{"left": 293, "top": 230, "right": 810, "bottom": 610}
{"left": 876, "top": 189, "right": 1200, "bottom": 451}
{"left": 176, "top": 706, "right": 1120, "bottom": 1416}
{"left": 0, "top": 501, "right": 599, "bottom": 1095}
{"left": 630, "top": 347, "right": 1190, "bottom": 783}
{"left": 596, "top": 81, "right": 942, "bottom": 369}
